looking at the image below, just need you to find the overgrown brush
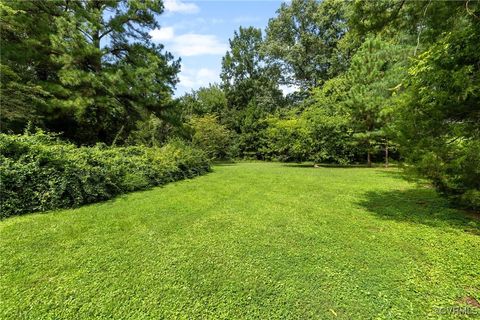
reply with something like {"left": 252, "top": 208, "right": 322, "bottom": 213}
{"left": 0, "top": 131, "right": 210, "bottom": 218}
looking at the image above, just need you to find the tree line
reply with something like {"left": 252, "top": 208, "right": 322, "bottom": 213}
{"left": 180, "top": 0, "right": 480, "bottom": 209}
{"left": 1, "top": 0, "right": 479, "bottom": 209}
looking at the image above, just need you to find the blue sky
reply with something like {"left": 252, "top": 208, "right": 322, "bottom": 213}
{"left": 149, "top": 0, "right": 284, "bottom": 96}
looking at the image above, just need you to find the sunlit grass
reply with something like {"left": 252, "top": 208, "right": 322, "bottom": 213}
{"left": 1, "top": 162, "right": 479, "bottom": 319}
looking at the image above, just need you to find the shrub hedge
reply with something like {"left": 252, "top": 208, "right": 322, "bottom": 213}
{"left": 0, "top": 131, "right": 210, "bottom": 218}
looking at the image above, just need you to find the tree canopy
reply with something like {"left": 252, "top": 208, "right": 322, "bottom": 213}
{"left": 1, "top": 0, "right": 179, "bottom": 144}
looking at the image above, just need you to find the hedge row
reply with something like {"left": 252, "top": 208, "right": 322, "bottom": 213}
{"left": 0, "top": 132, "right": 210, "bottom": 218}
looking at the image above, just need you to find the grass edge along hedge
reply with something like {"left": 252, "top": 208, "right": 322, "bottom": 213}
{"left": 0, "top": 131, "right": 210, "bottom": 218}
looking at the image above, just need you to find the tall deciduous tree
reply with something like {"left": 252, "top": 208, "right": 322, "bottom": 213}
{"left": 179, "top": 85, "right": 228, "bottom": 119}
{"left": 264, "top": 0, "right": 351, "bottom": 90}
{"left": 220, "top": 26, "right": 283, "bottom": 158}
{"left": 221, "top": 26, "right": 282, "bottom": 112}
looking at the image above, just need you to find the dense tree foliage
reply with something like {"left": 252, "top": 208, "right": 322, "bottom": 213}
{"left": 343, "top": 37, "right": 409, "bottom": 166}
{"left": 222, "top": 27, "right": 280, "bottom": 111}
{"left": 397, "top": 16, "right": 480, "bottom": 208}
{"left": 220, "top": 26, "right": 284, "bottom": 158}
{"left": 179, "top": 85, "right": 228, "bottom": 118}
{"left": 347, "top": 0, "right": 480, "bottom": 208}
{"left": 1, "top": 0, "right": 179, "bottom": 144}
{"left": 264, "top": 0, "right": 351, "bottom": 89}
{"left": 189, "top": 115, "right": 233, "bottom": 160}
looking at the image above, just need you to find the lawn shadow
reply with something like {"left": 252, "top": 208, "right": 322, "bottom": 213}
{"left": 357, "top": 188, "right": 479, "bottom": 234}
{"left": 374, "top": 169, "right": 411, "bottom": 181}
{"left": 282, "top": 163, "right": 396, "bottom": 169}
{"left": 212, "top": 160, "right": 237, "bottom": 166}
{"left": 281, "top": 163, "right": 315, "bottom": 168}
{"left": 373, "top": 166, "right": 435, "bottom": 185}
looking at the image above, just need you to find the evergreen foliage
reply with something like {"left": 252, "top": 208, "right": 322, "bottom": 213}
{"left": 1, "top": 0, "right": 179, "bottom": 144}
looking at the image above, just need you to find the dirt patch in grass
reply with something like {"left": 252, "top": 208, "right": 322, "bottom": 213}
{"left": 461, "top": 296, "right": 480, "bottom": 308}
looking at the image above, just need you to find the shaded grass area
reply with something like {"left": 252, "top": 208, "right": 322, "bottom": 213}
{"left": 358, "top": 189, "right": 479, "bottom": 234}
{"left": 1, "top": 163, "right": 479, "bottom": 319}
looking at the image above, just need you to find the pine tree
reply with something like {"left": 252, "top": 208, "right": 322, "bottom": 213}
{"left": 345, "top": 37, "right": 407, "bottom": 166}
{"left": 1, "top": 0, "right": 180, "bottom": 144}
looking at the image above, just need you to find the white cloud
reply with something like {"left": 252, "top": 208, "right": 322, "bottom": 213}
{"left": 172, "top": 18, "right": 225, "bottom": 32}
{"left": 178, "top": 67, "right": 220, "bottom": 92}
{"left": 171, "top": 34, "right": 227, "bottom": 56}
{"left": 164, "top": 0, "right": 199, "bottom": 14}
{"left": 151, "top": 28, "right": 227, "bottom": 56}
{"left": 149, "top": 27, "right": 175, "bottom": 41}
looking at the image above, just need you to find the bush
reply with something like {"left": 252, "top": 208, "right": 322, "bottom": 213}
{"left": 189, "top": 115, "right": 233, "bottom": 160}
{"left": 265, "top": 107, "right": 356, "bottom": 164}
{"left": 0, "top": 131, "right": 210, "bottom": 218}
{"left": 265, "top": 116, "right": 312, "bottom": 162}
{"left": 403, "top": 139, "right": 480, "bottom": 211}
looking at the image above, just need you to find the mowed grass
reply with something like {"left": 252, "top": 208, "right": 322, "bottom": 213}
{"left": 1, "top": 163, "right": 479, "bottom": 319}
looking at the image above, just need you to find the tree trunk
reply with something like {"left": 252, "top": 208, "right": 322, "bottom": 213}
{"left": 367, "top": 151, "right": 372, "bottom": 167}
{"left": 91, "top": 1, "right": 102, "bottom": 73}
{"left": 384, "top": 139, "right": 389, "bottom": 168}
{"left": 92, "top": 31, "right": 101, "bottom": 73}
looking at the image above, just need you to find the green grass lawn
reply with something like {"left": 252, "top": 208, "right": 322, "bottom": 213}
{"left": 1, "top": 162, "right": 479, "bottom": 319}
